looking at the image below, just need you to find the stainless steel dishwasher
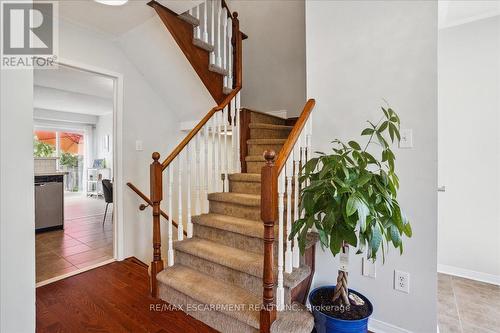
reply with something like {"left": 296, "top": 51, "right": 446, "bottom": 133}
{"left": 35, "top": 175, "right": 64, "bottom": 232}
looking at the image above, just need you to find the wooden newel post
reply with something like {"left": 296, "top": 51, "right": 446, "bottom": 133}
{"left": 150, "top": 152, "right": 164, "bottom": 298}
{"left": 260, "top": 150, "right": 277, "bottom": 333}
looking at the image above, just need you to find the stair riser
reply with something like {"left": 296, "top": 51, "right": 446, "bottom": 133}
{"left": 158, "top": 283, "right": 258, "bottom": 333}
{"left": 250, "top": 128, "right": 291, "bottom": 140}
{"left": 209, "top": 201, "right": 261, "bottom": 221}
{"left": 250, "top": 112, "right": 286, "bottom": 125}
{"left": 229, "top": 180, "right": 261, "bottom": 195}
{"left": 176, "top": 250, "right": 263, "bottom": 297}
{"left": 193, "top": 224, "right": 265, "bottom": 254}
{"left": 247, "top": 161, "right": 266, "bottom": 174}
{"left": 248, "top": 143, "right": 284, "bottom": 156}
{"left": 175, "top": 250, "right": 292, "bottom": 305}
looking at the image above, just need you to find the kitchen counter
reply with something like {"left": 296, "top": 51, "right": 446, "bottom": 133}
{"left": 34, "top": 171, "right": 69, "bottom": 177}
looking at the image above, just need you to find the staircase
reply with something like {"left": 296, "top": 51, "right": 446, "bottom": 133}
{"left": 127, "top": 1, "right": 317, "bottom": 332}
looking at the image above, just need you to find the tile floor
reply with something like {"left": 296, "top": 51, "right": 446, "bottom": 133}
{"left": 438, "top": 273, "right": 500, "bottom": 333}
{"left": 35, "top": 195, "right": 113, "bottom": 283}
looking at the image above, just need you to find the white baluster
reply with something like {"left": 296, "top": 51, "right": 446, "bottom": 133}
{"left": 276, "top": 171, "right": 285, "bottom": 311}
{"left": 217, "top": 110, "right": 222, "bottom": 192}
{"left": 210, "top": 0, "right": 215, "bottom": 64}
{"left": 194, "top": 5, "right": 201, "bottom": 40}
{"left": 236, "top": 92, "right": 241, "bottom": 172}
{"left": 204, "top": 125, "right": 209, "bottom": 212}
{"left": 186, "top": 143, "right": 193, "bottom": 238}
{"left": 306, "top": 115, "right": 312, "bottom": 168}
{"left": 226, "top": 17, "right": 233, "bottom": 90}
{"left": 222, "top": 7, "right": 228, "bottom": 71}
{"left": 211, "top": 114, "right": 217, "bottom": 193}
{"left": 285, "top": 157, "right": 293, "bottom": 273}
{"left": 300, "top": 131, "right": 307, "bottom": 219}
{"left": 195, "top": 132, "right": 201, "bottom": 215}
{"left": 202, "top": 0, "right": 209, "bottom": 43}
{"left": 230, "top": 98, "right": 236, "bottom": 173}
{"left": 215, "top": 0, "right": 222, "bottom": 68}
{"left": 223, "top": 106, "right": 229, "bottom": 191}
{"left": 178, "top": 152, "right": 184, "bottom": 241}
{"left": 293, "top": 139, "right": 300, "bottom": 268}
{"left": 167, "top": 167, "right": 174, "bottom": 266}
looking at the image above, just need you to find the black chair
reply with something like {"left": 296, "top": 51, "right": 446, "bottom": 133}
{"left": 102, "top": 179, "right": 113, "bottom": 226}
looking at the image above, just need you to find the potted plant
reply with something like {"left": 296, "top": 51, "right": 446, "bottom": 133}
{"left": 290, "top": 106, "right": 412, "bottom": 333}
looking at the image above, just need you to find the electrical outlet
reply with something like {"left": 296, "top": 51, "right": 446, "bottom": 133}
{"left": 399, "top": 129, "right": 413, "bottom": 148}
{"left": 362, "top": 258, "right": 376, "bottom": 278}
{"left": 394, "top": 270, "right": 410, "bottom": 293}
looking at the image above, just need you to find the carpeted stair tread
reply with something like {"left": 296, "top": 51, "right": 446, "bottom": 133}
{"left": 193, "top": 213, "right": 265, "bottom": 238}
{"left": 157, "top": 264, "right": 260, "bottom": 329}
{"left": 208, "top": 192, "right": 260, "bottom": 206}
{"left": 271, "top": 302, "right": 315, "bottom": 333}
{"left": 174, "top": 238, "right": 263, "bottom": 278}
{"left": 178, "top": 12, "right": 199, "bottom": 26}
{"left": 284, "top": 265, "right": 311, "bottom": 289}
{"left": 228, "top": 173, "right": 261, "bottom": 182}
{"left": 249, "top": 123, "right": 294, "bottom": 131}
{"left": 247, "top": 138, "right": 287, "bottom": 145}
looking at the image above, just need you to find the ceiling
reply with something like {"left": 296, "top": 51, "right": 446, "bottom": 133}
{"left": 56, "top": 0, "right": 202, "bottom": 38}
{"left": 34, "top": 66, "right": 114, "bottom": 116}
{"left": 439, "top": 0, "right": 500, "bottom": 29}
{"left": 35, "top": 65, "right": 114, "bottom": 98}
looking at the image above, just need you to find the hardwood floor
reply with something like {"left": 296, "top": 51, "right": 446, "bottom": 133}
{"left": 36, "top": 258, "right": 218, "bottom": 333}
{"left": 36, "top": 195, "right": 113, "bottom": 283}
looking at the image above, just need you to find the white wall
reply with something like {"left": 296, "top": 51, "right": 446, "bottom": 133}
{"left": 57, "top": 19, "right": 183, "bottom": 263}
{"left": 228, "top": 0, "right": 306, "bottom": 116}
{"left": 93, "top": 113, "right": 114, "bottom": 171}
{"left": 118, "top": 16, "right": 214, "bottom": 123}
{"left": 306, "top": 1, "right": 438, "bottom": 332}
{"left": 0, "top": 69, "right": 36, "bottom": 332}
{"left": 438, "top": 17, "right": 500, "bottom": 283}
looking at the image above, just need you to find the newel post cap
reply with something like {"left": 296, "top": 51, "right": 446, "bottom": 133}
{"left": 152, "top": 152, "right": 160, "bottom": 162}
{"left": 263, "top": 150, "right": 276, "bottom": 165}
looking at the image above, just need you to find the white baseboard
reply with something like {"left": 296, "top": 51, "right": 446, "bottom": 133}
{"left": 369, "top": 318, "right": 412, "bottom": 333}
{"left": 438, "top": 264, "right": 500, "bottom": 286}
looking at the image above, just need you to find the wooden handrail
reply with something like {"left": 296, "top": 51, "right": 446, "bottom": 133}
{"left": 161, "top": 87, "right": 241, "bottom": 170}
{"left": 275, "top": 99, "right": 316, "bottom": 174}
{"left": 126, "top": 181, "right": 187, "bottom": 237}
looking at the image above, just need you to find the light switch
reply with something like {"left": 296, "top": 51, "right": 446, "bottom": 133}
{"left": 362, "top": 257, "right": 376, "bottom": 278}
{"left": 399, "top": 129, "right": 413, "bottom": 149}
{"left": 135, "top": 140, "right": 143, "bottom": 151}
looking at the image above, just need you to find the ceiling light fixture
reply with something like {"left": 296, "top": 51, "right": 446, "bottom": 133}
{"left": 94, "top": 0, "right": 128, "bottom": 6}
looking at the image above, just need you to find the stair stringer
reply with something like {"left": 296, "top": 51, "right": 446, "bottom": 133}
{"left": 148, "top": 0, "right": 227, "bottom": 104}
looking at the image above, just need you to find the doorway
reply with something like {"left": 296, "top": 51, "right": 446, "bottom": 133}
{"left": 437, "top": 2, "right": 500, "bottom": 332}
{"left": 34, "top": 61, "right": 122, "bottom": 285}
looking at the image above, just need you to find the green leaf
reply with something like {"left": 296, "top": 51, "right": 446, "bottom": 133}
{"left": 361, "top": 128, "right": 374, "bottom": 136}
{"left": 403, "top": 222, "right": 412, "bottom": 237}
{"left": 346, "top": 194, "right": 360, "bottom": 216}
{"left": 329, "top": 229, "right": 343, "bottom": 256}
{"left": 390, "top": 225, "right": 401, "bottom": 247}
{"left": 318, "top": 229, "right": 329, "bottom": 248}
{"left": 341, "top": 226, "right": 358, "bottom": 247}
{"left": 370, "top": 223, "right": 383, "bottom": 255}
{"left": 357, "top": 173, "right": 372, "bottom": 187}
{"left": 378, "top": 121, "right": 389, "bottom": 132}
{"left": 348, "top": 141, "right": 362, "bottom": 150}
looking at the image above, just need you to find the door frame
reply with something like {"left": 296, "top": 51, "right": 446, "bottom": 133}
{"left": 35, "top": 58, "right": 124, "bottom": 287}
